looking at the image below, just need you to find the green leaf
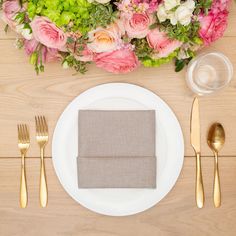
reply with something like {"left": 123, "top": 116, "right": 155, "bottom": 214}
{"left": 4, "top": 24, "right": 9, "bottom": 33}
{"left": 175, "top": 59, "right": 185, "bottom": 72}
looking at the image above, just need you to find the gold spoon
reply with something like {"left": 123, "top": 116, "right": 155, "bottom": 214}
{"left": 207, "top": 123, "right": 225, "bottom": 208}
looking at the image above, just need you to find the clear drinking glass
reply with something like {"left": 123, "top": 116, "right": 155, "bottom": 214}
{"left": 186, "top": 52, "right": 233, "bottom": 95}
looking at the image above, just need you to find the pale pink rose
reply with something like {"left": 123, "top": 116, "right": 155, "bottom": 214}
{"left": 198, "top": 10, "right": 229, "bottom": 45}
{"left": 42, "top": 47, "right": 60, "bottom": 63}
{"left": 30, "top": 16, "right": 67, "bottom": 50}
{"left": 2, "top": 0, "right": 21, "bottom": 29}
{"left": 24, "top": 38, "right": 39, "bottom": 55}
{"left": 123, "top": 12, "right": 151, "bottom": 38}
{"left": 94, "top": 47, "right": 139, "bottom": 73}
{"left": 87, "top": 25, "right": 123, "bottom": 53}
{"left": 147, "top": 28, "right": 182, "bottom": 58}
{"left": 24, "top": 38, "right": 60, "bottom": 63}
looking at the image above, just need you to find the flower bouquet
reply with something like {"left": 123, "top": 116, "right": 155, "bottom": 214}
{"left": 0, "top": 0, "right": 231, "bottom": 74}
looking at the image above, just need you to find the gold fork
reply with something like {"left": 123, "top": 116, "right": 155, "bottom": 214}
{"left": 35, "top": 116, "right": 48, "bottom": 208}
{"left": 17, "top": 124, "right": 30, "bottom": 208}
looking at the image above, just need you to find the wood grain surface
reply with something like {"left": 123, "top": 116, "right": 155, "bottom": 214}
{"left": 0, "top": 3, "right": 236, "bottom": 236}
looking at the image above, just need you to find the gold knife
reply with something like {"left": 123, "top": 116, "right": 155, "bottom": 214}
{"left": 190, "top": 97, "right": 205, "bottom": 208}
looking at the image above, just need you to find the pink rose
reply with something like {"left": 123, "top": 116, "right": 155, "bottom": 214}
{"left": 147, "top": 28, "right": 182, "bottom": 58}
{"left": 199, "top": 10, "right": 229, "bottom": 45}
{"left": 94, "top": 47, "right": 139, "bottom": 73}
{"left": 30, "top": 16, "right": 67, "bottom": 50}
{"left": 2, "top": 0, "right": 21, "bottom": 29}
{"left": 124, "top": 12, "right": 151, "bottom": 39}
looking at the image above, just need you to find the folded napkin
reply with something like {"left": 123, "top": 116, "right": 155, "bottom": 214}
{"left": 77, "top": 110, "right": 156, "bottom": 188}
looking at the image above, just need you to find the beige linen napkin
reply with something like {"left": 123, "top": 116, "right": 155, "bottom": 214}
{"left": 77, "top": 110, "right": 156, "bottom": 188}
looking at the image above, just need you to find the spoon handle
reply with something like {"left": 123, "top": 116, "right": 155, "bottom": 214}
{"left": 213, "top": 152, "right": 221, "bottom": 208}
{"left": 196, "top": 153, "right": 204, "bottom": 208}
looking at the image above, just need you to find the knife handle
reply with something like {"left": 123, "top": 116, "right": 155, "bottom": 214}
{"left": 196, "top": 152, "right": 204, "bottom": 208}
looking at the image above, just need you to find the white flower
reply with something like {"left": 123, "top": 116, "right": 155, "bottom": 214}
{"left": 16, "top": 24, "right": 33, "bottom": 40}
{"left": 175, "top": 5, "right": 193, "bottom": 26}
{"left": 164, "top": 0, "right": 180, "bottom": 11}
{"left": 88, "top": 0, "right": 111, "bottom": 3}
{"left": 183, "top": 0, "right": 195, "bottom": 11}
{"left": 157, "top": 5, "right": 168, "bottom": 22}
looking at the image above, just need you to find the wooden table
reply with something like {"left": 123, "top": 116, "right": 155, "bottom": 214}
{"left": 0, "top": 4, "right": 236, "bottom": 236}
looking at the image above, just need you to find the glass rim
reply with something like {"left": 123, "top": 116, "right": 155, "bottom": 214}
{"left": 187, "top": 51, "right": 234, "bottom": 91}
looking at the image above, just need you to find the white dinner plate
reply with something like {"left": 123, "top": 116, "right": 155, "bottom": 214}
{"left": 52, "top": 83, "right": 184, "bottom": 216}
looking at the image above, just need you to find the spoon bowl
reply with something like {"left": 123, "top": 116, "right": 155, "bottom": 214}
{"left": 207, "top": 123, "right": 225, "bottom": 153}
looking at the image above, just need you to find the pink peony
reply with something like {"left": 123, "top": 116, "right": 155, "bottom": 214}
{"left": 2, "top": 0, "right": 21, "bottom": 29}
{"left": 147, "top": 28, "right": 182, "bottom": 58}
{"left": 30, "top": 16, "right": 67, "bottom": 50}
{"left": 94, "top": 47, "right": 139, "bottom": 73}
{"left": 211, "top": 0, "right": 231, "bottom": 14}
{"left": 123, "top": 12, "right": 151, "bottom": 39}
{"left": 199, "top": 11, "right": 229, "bottom": 45}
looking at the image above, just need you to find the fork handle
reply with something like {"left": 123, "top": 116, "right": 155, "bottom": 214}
{"left": 40, "top": 148, "right": 48, "bottom": 207}
{"left": 20, "top": 154, "right": 27, "bottom": 208}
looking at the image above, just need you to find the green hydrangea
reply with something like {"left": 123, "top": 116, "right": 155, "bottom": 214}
{"left": 142, "top": 51, "right": 178, "bottom": 67}
{"left": 27, "top": 0, "right": 117, "bottom": 34}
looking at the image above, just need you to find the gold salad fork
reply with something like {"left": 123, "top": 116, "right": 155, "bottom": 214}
{"left": 35, "top": 116, "right": 48, "bottom": 208}
{"left": 18, "top": 124, "right": 30, "bottom": 208}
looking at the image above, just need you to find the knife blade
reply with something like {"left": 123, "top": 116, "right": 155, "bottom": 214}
{"left": 190, "top": 97, "right": 205, "bottom": 208}
{"left": 191, "top": 97, "right": 200, "bottom": 153}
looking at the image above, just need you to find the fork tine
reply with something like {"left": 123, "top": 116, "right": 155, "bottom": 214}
{"left": 25, "top": 125, "right": 30, "bottom": 142}
{"left": 35, "top": 116, "right": 40, "bottom": 136}
{"left": 42, "top": 116, "right": 48, "bottom": 134}
{"left": 17, "top": 125, "right": 21, "bottom": 143}
{"left": 22, "top": 124, "right": 27, "bottom": 143}
{"left": 19, "top": 125, "right": 24, "bottom": 143}
{"left": 39, "top": 116, "right": 45, "bottom": 135}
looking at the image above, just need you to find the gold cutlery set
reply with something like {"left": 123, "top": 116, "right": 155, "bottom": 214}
{"left": 191, "top": 98, "right": 225, "bottom": 208}
{"left": 17, "top": 116, "right": 49, "bottom": 208}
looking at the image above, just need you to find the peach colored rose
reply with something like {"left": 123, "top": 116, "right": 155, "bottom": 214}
{"left": 2, "top": 0, "right": 21, "bottom": 29}
{"left": 94, "top": 47, "right": 139, "bottom": 73}
{"left": 87, "top": 24, "right": 123, "bottom": 53}
{"left": 30, "top": 16, "right": 67, "bottom": 50}
{"left": 147, "top": 28, "right": 182, "bottom": 58}
{"left": 123, "top": 12, "right": 151, "bottom": 39}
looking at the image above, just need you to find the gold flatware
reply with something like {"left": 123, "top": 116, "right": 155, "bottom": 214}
{"left": 17, "top": 124, "right": 30, "bottom": 208}
{"left": 207, "top": 123, "right": 225, "bottom": 208}
{"left": 35, "top": 116, "right": 48, "bottom": 208}
{"left": 190, "top": 97, "right": 205, "bottom": 208}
